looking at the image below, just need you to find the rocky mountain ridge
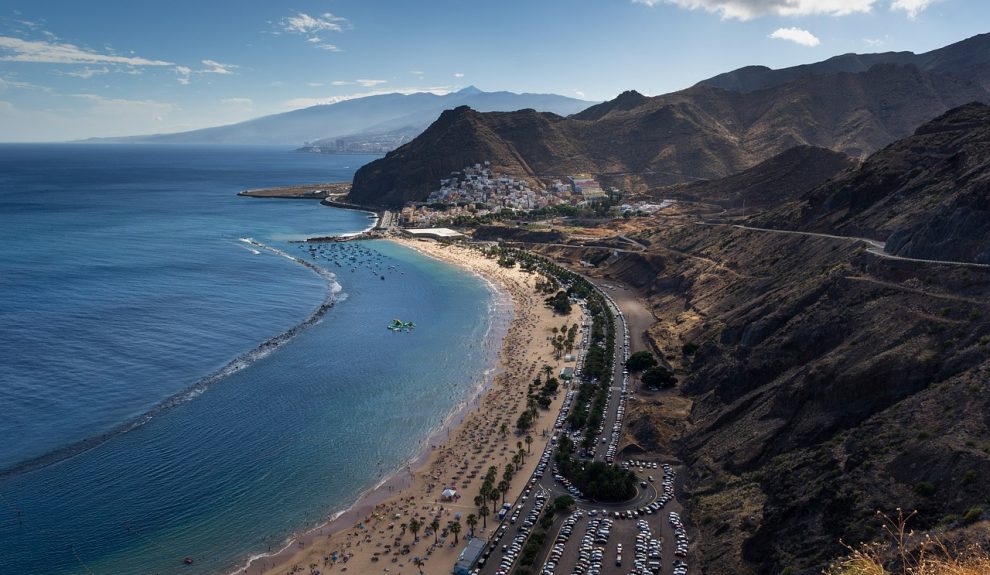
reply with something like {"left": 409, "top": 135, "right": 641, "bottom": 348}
{"left": 349, "top": 34, "right": 990, "bottom": 206}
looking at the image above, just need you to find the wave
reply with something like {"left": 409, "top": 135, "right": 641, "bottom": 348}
{"left": 0, "top": 238, "right": 344, "bottom": 480}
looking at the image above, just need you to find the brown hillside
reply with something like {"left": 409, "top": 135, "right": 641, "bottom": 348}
{"left": 763, "top": 102, "right": 990, "bottom": 263}
{"left": 350, "top": 49, "right": 989, "bottom": 206}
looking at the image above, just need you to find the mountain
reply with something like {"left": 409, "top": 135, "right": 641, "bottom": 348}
{"left": 672, "top": 145, "right": 856, "bottom": 209}
{"left": 763, "top": 102, "right": 990, "bottom": 263}
{"left": 529, "top": 106, "right": 990, "bottom": 574}
{"left": 350, "top": 34, "right": 990, "bottom": 206}
{"left": 90, "top": 86, "right": 594, "bottom": 146}
{"left": 698, "top": 32, "right": 990, "bottom": 93}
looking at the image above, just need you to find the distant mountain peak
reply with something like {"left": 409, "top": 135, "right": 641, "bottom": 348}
{"left": 456, "top": 85, "right": 484, "bottom": 95}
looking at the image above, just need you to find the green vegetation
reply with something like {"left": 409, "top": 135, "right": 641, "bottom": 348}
{"left": 914, "top": 481, "right": 936, "bottom": 497}
{"left": 545, "top": 290, "right": 572, "bottom": 314}
{"left": 625, "top": 350, "right": 658, "bottom": 372}
{"left": 962, "top": 506, "right": 984, "bottom": 524}
{"left": 554, "top": 435, "right": 635, "bottom": 501}
{"left": 641, "top": 365, "right": 677, "bottom": 388}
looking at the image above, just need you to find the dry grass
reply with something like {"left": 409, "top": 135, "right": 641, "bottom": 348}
{"left": 827, "top": 510, "right": 990, "bottom": 575}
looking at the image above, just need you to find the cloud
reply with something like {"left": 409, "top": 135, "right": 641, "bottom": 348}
{"left": 409, "top": 70, "right": 424, "bottom": 76}
{"left": 281, "top": 12, "right": 350, "bottom": 35}
{"left": 221, "top": 97, "right": 253, "bottom": 106}
{"left": 0, "top": 35, "right": 173, "bottom": 65}
{"left": 768, "top": 27, "right": 821, "bottom": 46}
{"left": 200, "top": 59, "right": 237, "bottom": 75}
{"left": 282, "top": 86, "right": 455, "bottom": 109}
{"left": 60, "top": 66, "right": 110, "bottom": 79}
{"left": 174, "top": 65, "right": 192, "bottom": 85}
{"left": 307, "top": 82, "right": 324, "bottom": 87}
{"left": 863, "top": 36, "right": 887, "bottom": 47}
{"left": 356, "top": 79, "right": 387, "bottom": 87}
{"left": 453, "top": 72, "right": 464, "bottom": 78}
{"left": 316, "top": 43, "right": 341, "bottom": 52}
{"left": 0, "top": 75, "right": 49, "bottom": 91}
{"left": 574, "top": 89, "right": 586, "bottom": 98}
{"left": 71, "top": 93, "right": 174, "bottom": 118}
{"left": 632, "top": 0, "right": 878, "bottom": 20}
{"left": 890, "top": 0, "right": 934, "bottom": 18}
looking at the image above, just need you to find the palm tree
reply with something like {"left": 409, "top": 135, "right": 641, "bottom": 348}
{"left": 497, "top": 479, "right": 509, "bottom": 504}
{"left": 400, "top": 522, "right": 407, "bottom": 538}
{"left": 466, "top": 514, "right": 478, "bottom": 538}
{"left": 409, "top": 517, "right": 421, "bottom": 542}
{"left": 413, "top": 556, "right": 424, "bottom": 574}
{"left": 543, "top": 364, "right": 553, "bottom": 379}
{"left": 516, "top": 441, "right": 523, "bottom": 457}
{"left": 499, "top": 422, "right": 508, "bottom": 437}
{"left": 448, "top": 520, "right": 462, "bottom": 544}
{"left": 430, "top": 517, "right": 440, "bottom": 544}
{"left": 525, "top": 434, "right": 533, "bottom": 454}
{"left": 478, "top": 504, "right": 489, "bottom": 528}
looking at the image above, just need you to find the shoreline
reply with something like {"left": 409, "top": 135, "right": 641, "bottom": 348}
{"left": 235, "top": 238, "right": 578, "bottom": 575}
{"left": 231, "top": 247, "right": 512, "bottom": 573}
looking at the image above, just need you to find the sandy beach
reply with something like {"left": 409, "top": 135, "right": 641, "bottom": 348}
{"left": 238, "top": 238, "right": 580, "bottom": 575}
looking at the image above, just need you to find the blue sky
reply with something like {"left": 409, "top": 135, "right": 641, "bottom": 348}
{"left": 0, "top": 0, "right": 986, "bottom": 141}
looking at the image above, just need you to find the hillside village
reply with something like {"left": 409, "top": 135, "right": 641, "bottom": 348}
{"left": 400, "top": 162, "right": 669, "bottom": 227}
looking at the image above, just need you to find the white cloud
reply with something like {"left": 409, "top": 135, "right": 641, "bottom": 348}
{"left": 409, "top": 70, "right": 424, "bottom": 76}
{"left": 307, "top": 36, "right": 322, "bottom": 43}
{"left": 632, "top": 0, "right": 878, "bottom": 20}
{"left": 221, "top": 97, "right": 253, "bottom": 106}
{"left": 307, "top": 82, "right": 324, "bottom": 87}
{"left": 200, "top": 59, "right": 237, "bottom": 75}
{"left": 316, "top": 43, "right": 341, "bottom": 52}
{"left": 61, "top": 66, "right": 109, "bottom": 79}
{"left": 768, "top": 27, "right": 821, "bottom": 46}
{"left": 71, "top": 93, "right": 174, "bottom": 118}
{"left": 890, "top": 0, "right": 934, "bottom": 18}
{"left": 282, "top": 86, "right": 455, "bottom": 109}
{"left": 0, "top": 35, "right": 173, "bottom": 66}
{"left": 0, "top": 75, "right": 48, "bottom": 91}
{"left": 356, "top": 79, "right": 387, "bottom": 87}
{"left": 863, "top": 37, "right": 887, "bottom": 47}
{"left": 281, "top": 12, "right": 350, "bottom": 34}
{"left": 453, "top": 72, "right": 464, "bottom": 78}
{"left": 574, "top": 89, "right": 586, "bottom": 98}
{"left": 332, "top": 80, "right": 352, "bottom": 86}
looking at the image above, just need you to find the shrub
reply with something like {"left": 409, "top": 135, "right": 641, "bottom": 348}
{"left": 914, "top": 482, "right": 936, "bottom": 497}
{"left": 963, "top": 506, "right": 984, "bottom": 524}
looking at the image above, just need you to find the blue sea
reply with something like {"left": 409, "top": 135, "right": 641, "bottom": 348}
{"left": 0, "top": 145, "right": 508, "bottom": 575}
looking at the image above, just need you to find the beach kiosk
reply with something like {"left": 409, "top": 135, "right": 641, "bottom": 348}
{"left": 453, "top": 538, "right": 486, "bottom": 575}
{"left": 441, "top": 487, "right": 458, "bottom": 502}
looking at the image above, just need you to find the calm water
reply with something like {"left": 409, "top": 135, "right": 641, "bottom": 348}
{"left": 0, "top": 145, "right": 507, "bottom": 575}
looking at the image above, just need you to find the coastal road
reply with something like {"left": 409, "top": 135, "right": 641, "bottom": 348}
{"left": 477, "top": 272, "right": 690, "bottom": 575}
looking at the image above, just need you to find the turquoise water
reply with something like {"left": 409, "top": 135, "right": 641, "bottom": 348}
{"left": 0, "top": 145, "right": 506, "bottom": 575}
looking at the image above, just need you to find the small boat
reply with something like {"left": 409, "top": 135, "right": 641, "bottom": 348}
{"left": 183, "top": 557, "right": 194, "bottom": 565}
{"left": 387, "top": 319, "right": 416, "bottom": 332}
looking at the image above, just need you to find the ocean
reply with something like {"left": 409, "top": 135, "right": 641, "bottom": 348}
{"left": 0, "top": 145, "right": 508, "bottom": 575}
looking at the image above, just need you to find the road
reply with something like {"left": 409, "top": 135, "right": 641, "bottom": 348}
{"left": 477, "top": 274, "right": 690, "bottom": 575}
{"left": 703, "top": 222, "right": 990, "bottom": 269}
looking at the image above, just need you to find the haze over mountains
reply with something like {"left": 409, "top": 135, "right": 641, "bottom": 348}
{"left": 92, "top": 87, "right": 594, "bottom": 147}
{"left": 349, "top": 33, "right": 990, "bottom": 207}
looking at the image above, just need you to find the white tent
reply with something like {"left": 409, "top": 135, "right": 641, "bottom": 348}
{"left": 441, "top": 487, "right": 457, "bottom": 501}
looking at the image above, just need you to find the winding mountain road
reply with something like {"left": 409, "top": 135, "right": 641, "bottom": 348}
{"left": 701, "top": 222, "right": 990, "bottom": 269}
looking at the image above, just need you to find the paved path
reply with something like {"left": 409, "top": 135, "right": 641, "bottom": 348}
{"left": 701, "top": 222, "right": 990, "bottom": 269}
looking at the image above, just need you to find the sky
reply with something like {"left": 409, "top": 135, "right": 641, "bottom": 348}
{"left": 0, "top": 0, "right": 986, "bottom": 141}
